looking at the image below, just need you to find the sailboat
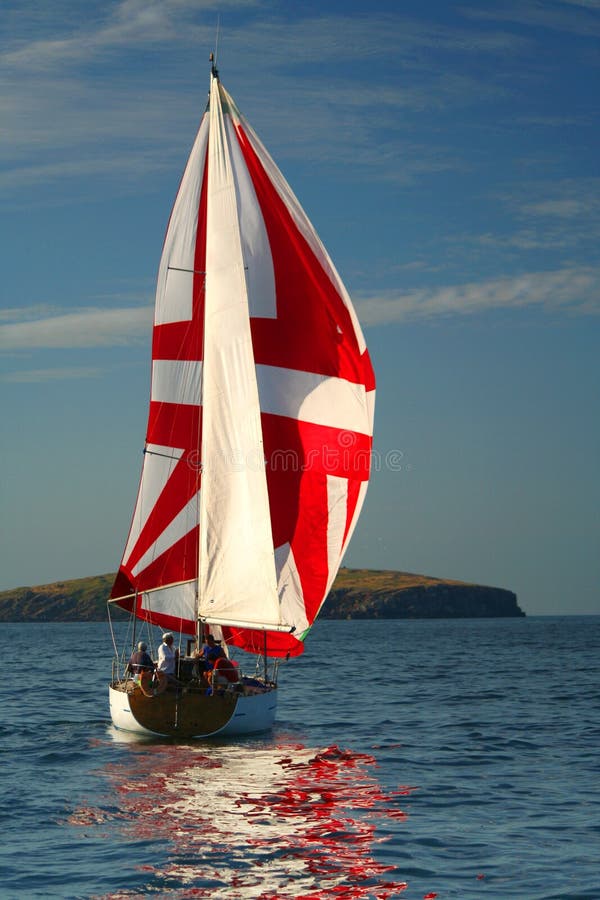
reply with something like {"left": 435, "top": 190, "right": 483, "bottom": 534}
{"left": 108, "top": 59, "right": 375, "bottom": 738}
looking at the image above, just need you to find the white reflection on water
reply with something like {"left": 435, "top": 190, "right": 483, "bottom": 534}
{"left": 80, "top": 730, "right": 413, "bottom": 899}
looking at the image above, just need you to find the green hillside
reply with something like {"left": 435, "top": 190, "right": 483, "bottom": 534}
{"left": 0, "top": 568, "right": 524, "bottom": 621}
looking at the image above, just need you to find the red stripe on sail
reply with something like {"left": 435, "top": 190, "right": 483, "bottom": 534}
{"left": 222, "top": 625, "right": 304, "bottom": 658}
{"left": 134, "top": 525, "right": 199, "bottom": 598}
{"left": 361, "top": 349, "right": 376, "bottom": 393}
{"left": 234, "top": 124, "right": 368, "bottom": 387}
{"left": 152, "top": 320, "right": 202, "bottom": 361}
{"left": 123, "top": 454, "right": 200, "bottom": 575}
{"left": 291, "top": 471, "right": 330, "bottom": 625}
{"left": 262, "top": 413, "right": 372, "bottom": 482}
{"left": 111, "top": 568, "right": 135, "bottom": 602}
{"left": 147, "top": 401, "right": 201, "bottom": 451}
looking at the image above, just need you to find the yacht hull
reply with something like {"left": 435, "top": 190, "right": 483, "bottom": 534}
{"left": 109, "top": 681, "right": 277, "bottom": 738}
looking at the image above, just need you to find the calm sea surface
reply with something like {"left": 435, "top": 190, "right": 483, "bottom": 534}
{"left": 1, "top": 617, "right": 599, "bottom": 899}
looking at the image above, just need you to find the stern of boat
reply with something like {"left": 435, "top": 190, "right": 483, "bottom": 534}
{"left": 108, "top": 678, "right": 277, "bottom": 738}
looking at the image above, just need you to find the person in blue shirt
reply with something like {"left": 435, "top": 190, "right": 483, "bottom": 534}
{"left": 194, "top": 633, "right": 224, "bottom": 681}
{"left": 202, "top": 634, "right": 225, "bottom": 667}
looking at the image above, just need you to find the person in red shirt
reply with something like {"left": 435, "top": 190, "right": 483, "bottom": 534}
{"left": 209, "top": 655, "right": 240, "bottom": 691}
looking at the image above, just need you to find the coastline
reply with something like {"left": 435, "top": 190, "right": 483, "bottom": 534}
{"left": 0, "top": 567, "right": 525, "bottom": 621}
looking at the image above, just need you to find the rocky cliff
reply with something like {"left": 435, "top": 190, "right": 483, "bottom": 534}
{"left": 0, "top": 568, "right": 524, "bottom": 621}
{"left": 323, "top": 570, "right": 523, "bottom": 618}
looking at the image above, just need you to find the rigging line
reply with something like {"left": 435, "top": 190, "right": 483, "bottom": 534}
{"left": 143, "top": 448, "right": 183, "bottom": 461}
{"left": 167, "top": 265, "right": 206, "bottom": 275}
{"left": 107, "top": 601, "right": 120, "bottom": 660}
{"left": 214, "top": 15, "right": 221, "bottom": 69}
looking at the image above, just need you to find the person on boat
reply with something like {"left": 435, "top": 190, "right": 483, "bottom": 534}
{"left": 201, "top": 633, "right": 225, "bottom": 668}
{"left": 157, "top": 632, "right": 179, "bottom": 682}
{"left": 193, "top": 633, "right": 224, "bottom": 682}
{"left": 209, "top": 655, "right": 240, "bottom": 692}
{"left": 126, "top": 641, "right": 155, "bottom": 676}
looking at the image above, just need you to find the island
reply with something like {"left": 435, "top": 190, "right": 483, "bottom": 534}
{"left": 0, "top": 568, "right": 524, "bottom": 621}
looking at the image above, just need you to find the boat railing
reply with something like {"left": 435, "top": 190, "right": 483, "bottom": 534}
{"left": 111, "top": 655, "right": 136, "bottom": 686}
{"left": 111, "top": 648, "right": 278, "bottom": 695}
{"left": 247, "top": 656, "right": 279, "bottom": 687}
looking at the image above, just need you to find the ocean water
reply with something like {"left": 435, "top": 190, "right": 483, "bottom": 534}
{"left": 1, "top": 617, "right": 599, "bottom": 899}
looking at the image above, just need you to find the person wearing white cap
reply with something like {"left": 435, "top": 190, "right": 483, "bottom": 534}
{"left": 157, "top": 632, "right": 178, "bottom": 680}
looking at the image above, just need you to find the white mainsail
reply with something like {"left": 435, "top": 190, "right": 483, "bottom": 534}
{"left": 198, "top": 74, "right": 282, "bottom": 631}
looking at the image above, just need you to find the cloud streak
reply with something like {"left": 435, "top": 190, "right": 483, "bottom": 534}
{"left": 355, "top": 267, "right": 600, "bottom": 325}
{"left": 1, "top": 366, "right": 104, "bottom": 384}
{"left": 0, "top": 2, "right": 532, "bottom": 195}
{"left": 0, "top": 306, "right": 153, "bottom": 350}
{"left": 3, "top": 266, "right": 598, "bottom": 353}
{"left": 463, "top": 1, "right": 600, "bottom": 37}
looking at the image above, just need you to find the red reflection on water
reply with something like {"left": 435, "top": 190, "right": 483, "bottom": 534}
{"left": 80, "top": 739, "right": 415, "bottom": 899}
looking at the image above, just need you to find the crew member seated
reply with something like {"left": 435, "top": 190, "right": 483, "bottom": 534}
{"left": 126, "top": 641, "right": 155, "bottom": 676}
{"left": 195, "top": 633, "right": 224, "bottom": 676}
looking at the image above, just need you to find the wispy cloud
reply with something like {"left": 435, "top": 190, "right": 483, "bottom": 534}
{"left": 355, "top": 267, "right": 600, "bottom": 325}
{"left": 0, "top": 304, "right": 57, "bottom": 323}
{"left": 476, "top": 178, "right": 600, "bottom": 252}
{"left": 2, "top": 1, "right": 231, "bottom": 70}
{"left": 4, "top": 265, "right": 597, "bottom": 348}
{"left": 462, "top": 1, "right": 600, "bottom": 37}
{"left": 511, "top": 179, "right": 600, "bottom": 221}
{"left": 1, "top": 366, "right": 104, "bottom": 383}
{"left": 0, "top": 306, "right": 153, "bottom": 350}
{"left": 0, "top": 2, "right": 532, "bottom": 195}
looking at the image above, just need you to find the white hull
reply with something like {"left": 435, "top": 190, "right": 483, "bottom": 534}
{"left": 109, "top": 683, "right": 277, "bottom": 738}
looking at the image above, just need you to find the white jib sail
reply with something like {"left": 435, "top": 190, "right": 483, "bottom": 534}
{"left": 198, "top": 74, "right": 282, "bottom": 630}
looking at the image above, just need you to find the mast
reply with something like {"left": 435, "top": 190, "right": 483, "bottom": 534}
{"left": 196, "top": 52, "right": 215, "bottom": 649}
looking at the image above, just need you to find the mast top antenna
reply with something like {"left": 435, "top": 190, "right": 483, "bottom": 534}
{"left": 210, "top": 17, "right": 220, "bottom": 78}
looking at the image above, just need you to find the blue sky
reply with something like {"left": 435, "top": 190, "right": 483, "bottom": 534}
{"left": 1, "top": 0, "right": 599, "bottom": 615}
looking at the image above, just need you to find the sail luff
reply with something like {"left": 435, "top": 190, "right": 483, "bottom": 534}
{"left": 198, "top": 74, "right": 282, "bottom": 629}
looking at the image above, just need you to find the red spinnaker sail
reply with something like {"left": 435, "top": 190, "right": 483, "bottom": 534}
{"left": 110, "top": 79, "right": 374, "bottom": 657}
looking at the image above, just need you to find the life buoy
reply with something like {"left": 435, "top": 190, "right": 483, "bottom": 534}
{"left": 138, "top": 670, "right": 167, "bottom": 697}
{"left": 211, "top": 657, "right": 240, "bottom": 685}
